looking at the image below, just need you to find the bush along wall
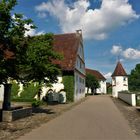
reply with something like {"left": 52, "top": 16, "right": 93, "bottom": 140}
{"left": 12, "top": 82, "right": 40, "bottom": 102}
{"left": 63, "top": 76, "right": 74, "bottom": 102}
{"left": 11, "top": 82, "right": 20, "bottom": 100}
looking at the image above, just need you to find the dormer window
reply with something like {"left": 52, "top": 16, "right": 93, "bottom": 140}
{"left": 123, "top": 77, "right": 126, "bottom": 81}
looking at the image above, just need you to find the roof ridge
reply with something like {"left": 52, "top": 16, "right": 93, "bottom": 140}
{"left": 86, "top": 68, "right": 106, "bottom": 80}
{"left": 54, "top": 33, "right": 76, "bottom": 36}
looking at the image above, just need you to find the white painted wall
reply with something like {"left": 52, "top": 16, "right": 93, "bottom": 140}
{"left": 96, "top": 81, "right": 107, "bottom": 94}
{"left": 74, "top": 42, "right": 85, "bottom": 101}
{"left": 112, "top": 76, "right": 128, "bottom": 98}
{"left": 0, "top": 85, "right": 4, "bottom": 101}
{"left": 118, "top": 92, "right": 136, "bottom": 106}
{"left": 74, "top": 71, "right": 85, "bottom": 101}
{"left": 85, "top": 80, "right": 106, "bottom": 94}
{"left": 40, "top": 76, "right": 64, "bottom": 99}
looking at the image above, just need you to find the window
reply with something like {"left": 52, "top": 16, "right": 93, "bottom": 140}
{"left": 123, "top": 77, "right": 126, "bottom": 81}
{"left": 112, "top": 77, "right": 116, "bottom": 85}
{"left": 76, "top": 75, "right": 78, "bottom": 82}
{"left": 83, "top": 79, "right": 85, "bottom": 84}
{"left": 80, "top": 61, "right": 82, "bottom": 69}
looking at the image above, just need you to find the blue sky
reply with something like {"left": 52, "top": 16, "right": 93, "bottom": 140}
{"left": 13, "top": 0, "right": 140, "bottom": 80}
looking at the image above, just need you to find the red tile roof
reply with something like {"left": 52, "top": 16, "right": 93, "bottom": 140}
{"left": 53, "top": 33, "right": 81, "bottom": 71}
{"left": 86, "top": 68, "right": 106, "bottom": 81}
{"left": 112, "top": 61, "right": 127, "bottom": 77}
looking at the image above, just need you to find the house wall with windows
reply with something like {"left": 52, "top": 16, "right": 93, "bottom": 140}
{"left": 96, "top": 80, "right": 107, "bottom": 94}
{"left": 112, "top": 76, "right": 128, "bottom": 98}
{"left": 74, "top": 42, "right": 85, "bottom": 101}
{"left": 42, "top": 31, "right": 86, "bottom": 102}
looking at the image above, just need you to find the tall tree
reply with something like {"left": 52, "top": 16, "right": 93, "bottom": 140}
{"left": 129, "top": 64, "right": 140, "bottom": 91}
{"left": 86, "top": 73, "right": 100, "bottom": 94}
{"left": 0, "top": 0, "right": 61, "bottom": 109}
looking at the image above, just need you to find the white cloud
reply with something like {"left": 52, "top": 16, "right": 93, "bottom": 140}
{"left": 104, "top": 72, "right": 112, "bottom": 79}
{"left": 123, "top": 48, "right": 140, "bottom": 59}
{"left": 111, "top": 45, "right": 140, "bottom": 60}
{"left": 111, "top": 45, "right": 122, "bottom": 55}
{"left": 24, "top": 24, "right": 36, "bottom": 36}
{"left": 35, "top": 0, "right": 139, "bottom": 40}
{"left": 24, "top": 24, "right": 45, "bottom": 36}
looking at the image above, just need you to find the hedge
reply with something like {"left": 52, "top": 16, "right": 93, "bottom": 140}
{"left": 63, "top": 76, "right": 74, "bottom": 102}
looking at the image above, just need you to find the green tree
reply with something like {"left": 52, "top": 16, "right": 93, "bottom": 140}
{"left": 86, "top": 73, "right": 100, "bottom": 94}
{"left": 0, "top": 0, "right": 61, "bottom": 109}
{"left": 129, "top": 64, "right": 140, "bottom": 91}
{"left": 23, "top": 34, "right": 61, "bottom": 84}
{"left": 0, "top": 0, "right": 36, "bottom": 110}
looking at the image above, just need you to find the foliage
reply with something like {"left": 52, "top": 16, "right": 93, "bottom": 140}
{"left": 11, "top": 81, "right": 20, "bottom": 99}
{"left": 86, "top": 73, "right": 100, "bottom": 94}
{"left": 0, "top": 0, "right": 62, "bottom": 109}
{"left": 0, "top": 0, "right": 36, "bottom": 84}
{"left": 32, "top": 100, "right": 42, "bottom": 108}
{"left": 20, "top": 83, "right": 40, "bottom": 99}
{"left": 11, "top": 83, "right": 40, "bottom": 102}
{"left": 107, "top": 87, "right": 112, "bottom": 94}
{"left": 63, "top": 76, "right": 74, "bottom": 102}
{"left": 129, "top": 64, "right": 140, "bottom": 92}
{"left": 22, "top": 34, "right": 62, "bottom": 84}
{"left": 0, "top": 0, "right": 61, "bottom": 85}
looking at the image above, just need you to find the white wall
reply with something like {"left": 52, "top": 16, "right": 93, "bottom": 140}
{"left": 112, "top": 76, "right": 128, "bottom": 98}
{"left": 74, "top": 42, "right": 85, "bottom": 101}
{"left": 96, "top": 81, "right": 107, "bottom": 94}
{"left": 118, "top": 92, "right": 136, "bottom": 106}
{"left": 40, "top": 76, "right": 64, "bottom": 99}
{"left": 74, "top": 71, "right": 85, "bottom": 101}
{"left": 85, "top": 80, "right": 106, "bottom": 94}
{"left": 0, "top": 85, "right": 4, "bottom": 101}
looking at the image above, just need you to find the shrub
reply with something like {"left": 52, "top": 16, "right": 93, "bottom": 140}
{"left": 11, "top": 82, "right": 20, "bottom": 99}
{"left": 63, "top": 76, "right": 74, "bottom": 102}
{"left": 32, "top": 100, "right": 42, "bottom": 108}
{"left": 20, "top": 83, "right": 40, "bottom": 100}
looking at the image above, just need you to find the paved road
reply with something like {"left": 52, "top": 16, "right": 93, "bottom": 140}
{"left": 18, "top": 96, "right": 138, "bottom": 140}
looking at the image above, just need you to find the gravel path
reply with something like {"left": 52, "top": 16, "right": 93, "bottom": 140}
{"left": 111, "top": 97, "right": 140, "bottom": 139}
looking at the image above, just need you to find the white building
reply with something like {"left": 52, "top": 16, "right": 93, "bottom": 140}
{"left": 41, "top": 30, "right": 86, "bottom": 102}
{"left": 86, "top": 68, "right": 107, "bottom": 94}
{"left": 112, "top": 61, "right": 128, "bottom": 98}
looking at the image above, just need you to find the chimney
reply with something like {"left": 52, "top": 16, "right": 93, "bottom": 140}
{"left": 76, "top": 29, "right": 82, "bottom": 35}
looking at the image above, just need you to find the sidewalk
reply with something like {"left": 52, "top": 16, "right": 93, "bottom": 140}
{"left": 18, "top": 96, "right": 138, "bottom": 140}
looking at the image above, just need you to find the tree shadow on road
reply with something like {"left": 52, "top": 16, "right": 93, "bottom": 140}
{"left": 32, "top": 107, "right": 55, "bottom": 114}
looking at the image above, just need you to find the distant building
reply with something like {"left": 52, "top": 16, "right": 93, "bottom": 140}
{"left": 86, "top": 68, "right": 107, "bottom": 94}
{"left": 112, "top": 61, "right": 128, "bottom": 97}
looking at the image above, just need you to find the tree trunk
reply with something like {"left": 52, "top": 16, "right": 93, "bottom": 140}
{"left": 2, "top": 84, "right": 12, "bottom": 110}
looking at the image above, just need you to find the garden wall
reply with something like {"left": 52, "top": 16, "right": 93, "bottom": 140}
{"left": 118, "top": 92, "right": 136, "bottom": 106}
